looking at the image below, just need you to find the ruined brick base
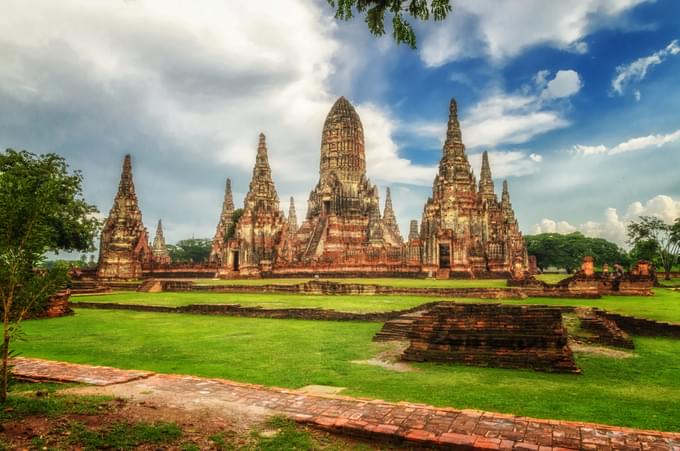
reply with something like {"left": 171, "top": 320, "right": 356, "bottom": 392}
{"left": 399, "top": 303, "right": 580, "bottom": 373}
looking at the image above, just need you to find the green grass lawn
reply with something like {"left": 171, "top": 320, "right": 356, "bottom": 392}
{"left": 72, "top": 288, "right": 680, "bottom": 322}
{"left": 191, "top": 277, "right": 509, "bottom": 288}
{"left": 534, "top": 273, "right": 570, "bottom": 283}
{"left": 72, "top": 292, "right": 434, "bottom": 313}
{"left": 16, "top": 309, "right": 680, "bottom": 432}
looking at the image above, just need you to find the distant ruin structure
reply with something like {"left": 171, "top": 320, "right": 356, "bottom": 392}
{"left": 97, "top": 155, "right": 152, "bottom": 280}
{"left": 209, "top": 178, "right": 235, "bottom": 264}
{"left": 151, "top": 219, "right": 171, "bottom": 265}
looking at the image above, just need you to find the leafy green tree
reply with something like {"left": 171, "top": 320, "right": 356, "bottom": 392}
{"left": 225, "top": 208, "right": 244, "bottom": 242}
{"left": 328, "top": 0, "right": 452, "bottom": 48}
{"left": 525, "top": 232, "right": 629, "bottom": 273}
{"left": 0, "top": 149, "right": 99, "bottom": 402}
{"left": 627, "top": 216, "right": 680, "bottom": 280}
{"left": 629, "top": 239, "right": 659, "bottom": 263}
{"left": 167, "top": 238, "right": 212, "bottom": 263}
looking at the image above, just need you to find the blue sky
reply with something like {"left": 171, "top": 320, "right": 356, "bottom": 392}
{"left": 1, "top": 0, "right": 679, "bottom": 248}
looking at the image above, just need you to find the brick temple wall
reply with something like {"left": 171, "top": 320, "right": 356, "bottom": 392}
{"left": 401, "top": 303, "right": 580, "bottom": 373}
{"left": 186, "top": 280, "right": 526, "bottom": 299}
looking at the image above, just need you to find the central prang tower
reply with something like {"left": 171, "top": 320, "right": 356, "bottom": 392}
{"left": 291, "top": 97, "right": 400, "bottom": 264}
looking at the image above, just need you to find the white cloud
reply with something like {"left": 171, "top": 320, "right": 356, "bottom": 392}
{"left": 462, "top": 69, "right": 581, "bottom": 149}
{"left": 419, "top": 0, "right": 648, "bottom": 67}
{"left": 468, "top": 150, "right": 541, "bottom": 178}
{"left": 529, "top": 153, "right": 543, "bottom": 162}
{"left": 357, "top": 103, "right": 436, "bottom": 185}
{"left": 611, "top": 39, "right": 680, "bottom": 96}
{"left": 572, "top": 129, "right": 680, "bottom": 156}
{"left": 532, "top": 195, "right": 680, "bottom": 246}
{"left": 540, "top": 70, "right": 583, "bottom": 99}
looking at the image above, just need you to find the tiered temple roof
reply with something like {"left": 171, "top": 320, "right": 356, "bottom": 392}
{"left": 152, "top": 219, "right": 171, "bottom": 265}
{"left": 209, "top": 178, "right": 235, "bottom": 263}
{"left": 97, "top": 155, "right": 151, "bottom": 279}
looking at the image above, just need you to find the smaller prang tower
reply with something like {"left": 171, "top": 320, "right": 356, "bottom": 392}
{"left": 97, "top": 155, "right": 151, "bottom": 280}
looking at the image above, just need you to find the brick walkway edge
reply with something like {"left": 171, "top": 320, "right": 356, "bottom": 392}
{"left": 11, "top": 357, "right": 680, "bottom": 450}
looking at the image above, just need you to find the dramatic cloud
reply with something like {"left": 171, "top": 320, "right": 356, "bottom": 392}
{"left": 532, "top": 195, "right": 680, "bottom": 246}
{"left": 420, "top": 0, "right": 648, "bottom": 66}
{"left": 0, "top": 0, "right": 431, "bottom": 242}
{"left": 612, "top": 39, "right": 680, "bottom": 96}
{"left": 572, "top": 129, "right": 680, "bottom": 156}
{"left": 462, "top": 69, "right": 581, "bottom": 149}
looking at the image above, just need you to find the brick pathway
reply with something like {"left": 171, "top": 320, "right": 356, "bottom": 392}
{"left": 11, "top": 358, "right": 680, "bottom": 450}
{"left": 12, "top": 357, "right": 153, "bottom": 386}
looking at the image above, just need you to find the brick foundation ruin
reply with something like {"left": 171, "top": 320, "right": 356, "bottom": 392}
{"left": 398, "top": 303, "right": 580, "bottom": 373}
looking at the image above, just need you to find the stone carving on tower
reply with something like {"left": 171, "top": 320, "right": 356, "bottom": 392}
{"left": 420, "top": 98, "right": 527, "bottom": 277}
{"left": 209, "top": 178, "right": 235, "bottom": 264}
{"left": 222, "top": 133, "right": 286, "bottom": 276}
{"left": 97, "top": 154, "right": 152, "bottom": 280}
{"left": 151, "top": 219, "right": 171, "bottom": 265}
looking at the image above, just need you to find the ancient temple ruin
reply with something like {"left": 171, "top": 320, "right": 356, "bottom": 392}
{"left": 209, "top": 178, "right": 235, "bottom": 264}
{"left": 420, "top": 99, "right": 527, "bottom": 277}
{"left": 219, "top": 134, "right": 287, "bottom": 276}
{"left": 151, "top": 219, "right": 171, "bottom": 265}
{"left": 97, "top": 96, "right": 529, "bottom": 279}
{"left": 97, "top": 155, "right": 152, "bottom": 280}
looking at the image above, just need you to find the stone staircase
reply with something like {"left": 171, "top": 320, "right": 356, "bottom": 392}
{"left": 373, "top": 310, "right": 427, "bottom": 341}
{"left": 302, "top": 216, "right": 327, "bottom": 261}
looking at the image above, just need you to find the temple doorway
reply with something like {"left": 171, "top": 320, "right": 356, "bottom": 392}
{"left": 438, "top": 244, "right": 450, "bottom": 268}
{"left": 323, "top": 200, "right": 331, "bottom": 215}
{"left": 232, "top": 250, "right": 240, "bottom": 271}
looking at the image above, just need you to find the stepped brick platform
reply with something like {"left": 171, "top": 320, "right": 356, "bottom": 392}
{"left": 401, "top": 303, "right": 580, "bottom": 373}
{"left": 575, "top": 308, "right": 634, "bottom": 349}
{"left": 10, "top": 357, "right": 680, "bottom": 450}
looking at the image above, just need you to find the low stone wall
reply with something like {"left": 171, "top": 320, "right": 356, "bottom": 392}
{"left": 401, "top": 303, "right": 580, "bottom": 373}
{"left": 72, "top": 301, "right": 440, "bottom": 322}
{"left": 575, "top": 308, "right": 634, "bottom": 349}
{"left": 593, "top": 309, "right": 680, "bottom": 338}
{"left": 509, "top": 274, "right": 654, "bottom": 297}
{"left": 188, "top": 280, "right": 527, "bottom": 299}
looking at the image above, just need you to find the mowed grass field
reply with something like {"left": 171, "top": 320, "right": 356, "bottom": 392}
{"left": 73, "top": 288, "right": 680, "bottom": 322}
{"left": 16, "top": 309, "right": 680, "bottom": 432}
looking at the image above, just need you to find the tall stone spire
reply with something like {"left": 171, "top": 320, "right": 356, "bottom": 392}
{"left": 443, "top": 98, "right": 465, "bottom": 159}
{"left": 382, "top": 187, "right": 402, "bottom": 243}
{"left": 288, "top": 196, "right": 298, "bottom": 235}
{"left": 501, "top": 180, "right": 516, "bottom": 221}
{"left": 478, "top": 150, "right": 496, "bottom": 203}
{"left": 408, "top": 220, "right": 419, "bottom": 241}
{"left": 152, "top": 219, "right": 171, "bottom": 264}
{"left": 209, "top": 178, "right": 235, "bottom": 263}
{"left": 244, "top": 133, "right": 280, "bottom": 212}
{"left": 437, "top": 97, "right": 474, "bottom": 185}
{"left": 97, "top": 154, "right": 151, "bottom": 279}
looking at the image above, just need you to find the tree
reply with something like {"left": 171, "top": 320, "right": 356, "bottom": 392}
{"left": 525, "top": 232, "right": 629, "bottom": 273}
{"left": 167, "top": 238, "right": 212, "bottom": 263}
{"left": 328, "top": 0, "right": 452, "bottom": 49}
{"left": 0, "top": 149, "right": 99, "bottom": 402}
{"left": 225, "top": 208, "right": 244, "bottom": 242}
{"left": 627, "top": 216, "right": 680, "bottom": 280}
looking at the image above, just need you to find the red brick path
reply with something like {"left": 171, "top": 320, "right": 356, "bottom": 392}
{"left": 11, "top": 358, "right": 680, "bottom": 450}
